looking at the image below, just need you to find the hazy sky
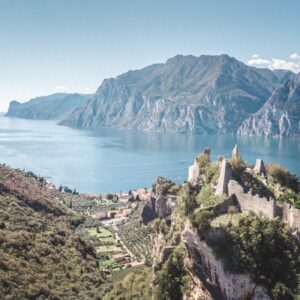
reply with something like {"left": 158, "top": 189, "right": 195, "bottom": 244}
{"left": 0, "top": 0, "right": 299, "bottom": 111}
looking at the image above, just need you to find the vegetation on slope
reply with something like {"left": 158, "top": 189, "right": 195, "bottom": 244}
{"left": 102, "top": 267, "right": 152, "bottom": 300}
{"left": 267, "top": 163, "right": 300, "bottom": 209}
{"left": 0, "top": 165, "right": 104, "bottom": 299}
{"left": 180, "top": 155, "right": 300, "bottom": 300}
{"left": 207, "top": 214, "right": 299, "bottom": 300}
{"left": 153, "top": 245, "right": 191, "bottom": 300}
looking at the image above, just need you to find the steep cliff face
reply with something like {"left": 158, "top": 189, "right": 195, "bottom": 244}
{"left": 182, "top": 223, "right": 271, "bottom": 300}
{"left": 6, "top": 93, "right": 90, "bottom": 120}
{"left": 61, "top": 54, "right": 285, "bottom": 133}
{"left": 238, "top": 74, "right": 300, "bottom": 137}
{"left": 148, "top": 148, "right": 300, "bottom": 300}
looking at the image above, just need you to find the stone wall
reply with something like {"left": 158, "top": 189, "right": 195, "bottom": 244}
{"left": 280, "top": 203, "right": 300, "bottom": 233}
{"left": 228, "top": 180, "right": 275, "bottom": 219}
{"left": 227, "top": 180, "right": 300, "bottom": 235}
{"left": 213, "top": 196, "right": 237, "bottom": 215}
{"left": 182, "top": 222, "right": 271, "bottom": 300}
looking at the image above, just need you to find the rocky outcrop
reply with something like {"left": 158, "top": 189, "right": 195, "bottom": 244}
{"left": 61, "top": 54, "right": 284, "bottom": 134}
{"left": 182, "top": 222, "right": 271, "bottom": 300}
{"left": 183, "top": 274, "right": 213, "bottom": 300}
{"left": 6, "top": 93, "right": 90, "bottom": 120}
{"left": 141, "top": 177, "right": 176, "bottom": 224}
{"left": 238, "top": 73, "right": 300, "bottom": 137}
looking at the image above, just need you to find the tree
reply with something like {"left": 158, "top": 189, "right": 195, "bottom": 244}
{"left": 190, "top": 209, "right": 214, "bottom": 235}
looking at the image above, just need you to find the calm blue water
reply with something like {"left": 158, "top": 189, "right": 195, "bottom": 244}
{"left": 0, "top": 116, "right": 299, "bottom": 194}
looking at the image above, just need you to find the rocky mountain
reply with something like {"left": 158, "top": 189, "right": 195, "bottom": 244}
{"left": 6, "top": 93, "right": 91, "bottom": 120}
{"left": 60, "top": 54, "right": 293, "bottom": 134}
{"left": 238, "top": 73, "right": 300, "bottom": 137}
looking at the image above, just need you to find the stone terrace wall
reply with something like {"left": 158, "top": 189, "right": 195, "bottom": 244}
{"left": 228, "top": 180, "right": 275, "bottom": 219}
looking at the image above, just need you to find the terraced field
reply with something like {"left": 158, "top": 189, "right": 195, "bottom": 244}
{"left": 85, "top": 227, "right": 124, "bottom": 254}
{"left": 118, "top": 220, "right": 151, "bottom": 262}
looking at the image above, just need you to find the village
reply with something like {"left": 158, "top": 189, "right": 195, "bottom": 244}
{"left": 43, "top": 180, "right": 153, "bottom": 274}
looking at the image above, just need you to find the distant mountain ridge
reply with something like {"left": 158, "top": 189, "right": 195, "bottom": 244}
{"left": 238, "top": 73, "right": 300, "bottom": 137}
{"left": 6, "top": 93, "right": 91, "bottom": 120}
{"left": 60, "top": 54, "right": 295, "bottom": 134}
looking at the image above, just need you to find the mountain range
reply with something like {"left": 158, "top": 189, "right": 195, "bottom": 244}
{"left": 6, "top": 93, "right": 90, "bottom": 120}
{"left": 238, "top": 73, "right": 300, "bottom": 136}
{"left": 6, "top": 54, "right": 299, "bottom": 136}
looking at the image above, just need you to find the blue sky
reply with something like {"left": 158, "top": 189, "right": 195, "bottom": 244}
{"left": 0, "top": 0, "right": 299, "bottom": 111}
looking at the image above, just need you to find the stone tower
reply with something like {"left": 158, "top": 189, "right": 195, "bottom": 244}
{"left": 253, "top": 159, "right": 267, "bottom": 178}
{"left": 231, "top": 144, "right": 241, "bottom": 160}
{"left": 215, "top": 159, "right": 233, "bottom": 196}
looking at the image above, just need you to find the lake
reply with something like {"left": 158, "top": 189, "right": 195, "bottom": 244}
{"left": 0, "top": 116, "right": 299, "bottom": 194}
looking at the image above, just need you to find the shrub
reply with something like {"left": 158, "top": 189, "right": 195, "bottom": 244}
{"left": 209, "top": 215, "right": 299, "bottom": 299}
{"left": 196, "top": 154, "right": 210, "bottom": 169}
{"left": 196, "top": 185, "right": 225, "bottom": 208}
{"left": 204, "top": 163, "right": 220, "bottom": 184}
{"left": 106, "top": 193, "right": 114, "bottom": 200}
{"left": 267, "top": 163, "right": 299, "bottom": 192}
{"left": 230, "top": 157, "right": 247, "bottom": 174}
{"left": 153, "top": 246, "right": 190, "bottom": 300}
{"left": 189, "top": 209, "right": 214, "bottom": 234}
{"left": 277, "top": 188, "right": 300, "bottom": 209}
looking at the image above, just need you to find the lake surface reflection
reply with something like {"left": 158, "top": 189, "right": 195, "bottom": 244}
{"left": 0, "top": 116, "right": 299, "bottom": 193}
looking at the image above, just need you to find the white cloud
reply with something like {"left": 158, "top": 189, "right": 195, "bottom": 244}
{"left": 290, "top": 52, "right": 300, "bottom": 60}
{"left": 248, "top": 57, "right": 271, "bottom": 66}
{"left": 270, "top": 58, "right": 300, "bottom": 73}
{"left": 247, "top": 54, "right": 300, "bottom": 73}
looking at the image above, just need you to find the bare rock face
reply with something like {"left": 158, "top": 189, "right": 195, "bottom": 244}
{"left": 60, "top": 54, "right": 284, "bottom": 134}
{"left": 238, "top": 74, "right": 300, "bottom": 137}
{"left": 141, "top": 177, "right": 175, "bottom": 224}
{"left": 253, "top": 159, "right": 267, "bottom": 178}
{"left": 215, "top": 159, "right": 232, "bottom": 196}
{"left": 182, "top": 222, "right": 271, "bottom": 300}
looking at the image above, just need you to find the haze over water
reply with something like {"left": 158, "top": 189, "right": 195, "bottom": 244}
{"left": 0, "top": 116, "right": 299, "bottom": 194}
